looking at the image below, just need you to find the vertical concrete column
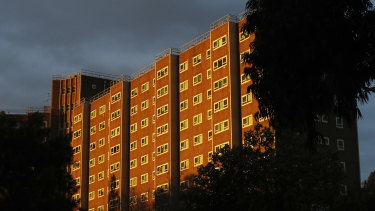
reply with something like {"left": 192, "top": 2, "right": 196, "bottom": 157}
{"left": 228, "top": 22, "right": 242, "bottom": 147}
{"left": 169, "top": 54, "right": 180, "bottom": 208}
{"left": 81, "top": 102, "right": 90, "bottom": 210}
{"left": 121, "top": 81, "right": 131, "bottom": 211}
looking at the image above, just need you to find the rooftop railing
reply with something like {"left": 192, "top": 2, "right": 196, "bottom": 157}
{"left": 155, "top": 48, "right": 181, "bottom": 61}
{"left": 209, "top": 14, "right": 238, "bottom": 30}
{"left": 130, "top": 63, "right": 155, "bottom": 80}
{"left": 52, "top": 69, "right": 119, "bottom": 81}
{"left": 179, "top": 31, "right": 210, "bottom": 53}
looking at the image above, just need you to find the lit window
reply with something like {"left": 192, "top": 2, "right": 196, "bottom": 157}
{"left": 98, "top": 188, "right": 104, "bottom": 198}
{"left": 130, "top": 195, "right": 137, "bottom": 205}
{"left": 214, "top": 120, "right": 229, "bottom": 134}
{"left": 193, "top": 54, "right": 202, "bottom": 66}
{"left": 180, "top": 99, "right": 188, "bottom": 111}
{"left": 141, "top": 173, "right": 148, "bottom": 184}
{"left": 194, "top": 155, "right": 203, "bottom": 166}
{"left": 193, "top": 93, "right": 202, "bottom": 105}
{"left": 89, "top": 142, "right": 96, "bottom": 151}
{"left": 213, "top": 56, "right": 227, "bottom": 71}
{"left": 214, "top": 98, "right": 229, "bottom": 113}
{"left": 180, "top": 159, "right": 189, "bottom": 171}
{"left": 215, "top": 142, "right": 229, "bottom": 152}
{"left": 111, "top": 92, "right": 121, "bottom": 104}
{"left": 73, "top": 130, "right": 81, "bottom": 139}
{"left": 156, "top": 163, "right": 169, "bottom": 175}
{"left": 89, "top": 191, "right": 95, "bottom": 200}
{"left": 130, "top": 159, "right": 137, "bottom": 169}
{"left": 207, "top": 109, "right": 212, "bottom": 120}
{"left": 130, "top": 141, "right": 137, "bottom": 151}
{"left": 141, "top": 192, "right": 148, "bottom": 202}
{"left": 157, "top": 143, "right": 168, "bottom": 156}
{"left": 110, "top": 162, "right": 120, "bottom": 173}
{"left": 130, "top": 177, "right": 137, "bottom": 187}
{"left": 111, "top": 109, "right": 121, "bottom": 121}
{"left": 193, "top": 74, "right": 202, "bottom": 86}
{"left": 73, "top": 145, "right": 81, "bottom": 155}
{"left": 110, "top": 144, "right": 120, "bottom": 155}
{"left": 208, "top": 130, "right": 213, "bottom": 141}
{"left": 179, "top": 61, "right": 188, "bottom": 73}
{"left": 241, "top": 93, "right": 252, "bottom": 106}
{"left": 130, "top": 105, "right": 137, "bottom": 116}
{"left": 99, "top": 121, "right": 105, "bottom": 131}
{"left": 240, "top": 50, "right": 250, "bottom": 63}
{"left": 156, "top": 183, "right": 169, "bottom": 195}
{"left": 90, "top": 126, "right": 96, "bottom": 135}
{"left": 131, "top": 88, "right": 138, "bottom": 98}
{"left": 239, "top": 31, "right": 250, "bottom": 42}
{"left": 207, "top": 89, "right": 212, "bottom": 99}
{"left": 98, "top": 171, "right": 104, "bottom": 180}
{"left": 180, "top": 119, "right": 188, "bottom": 131}
{"left": 193, "top": 113, "right": 202, "bottom": 126}
{"left": 193, "top": 134, "right": 203, "bottom": 146}
{"left": 141, "top": 136, "right": 148, "bottom": 147}
{"left": 73, "top": 114, "right": 82, "bottom": 124}
{"left": 157, "top": 124, "right": 168, "bottom": 136}
{"left": 180, "top": 139, "right": 189, "bottom": 151}
{"left": 110, "top": 180, "right": 120, "bottom": 190}
{"left": 206, "top": 49, "right": 211, "bottom": 59}
{"left": 141, "top": 154, "right": 148, "bottom": 165}
{"left": 130, "top": 123, "right": 137, "bottom": 133}
{"left": 213, "top": 77, "right": 228, "bottom": 91}
{"left": 241, "top": 74, "right": 251, "bottom": 84}
{"left": 208, "top": 151, "right": 213, "bottom": 162}
{"left": 157, "top": 66, "right": 168, "bottom": 80}
{"left": 72, "top": 161, "right": 80, "bottom": 171}
{"left": 99, "top": 105, "right": 106, "bottom": 114}
{"left": 141, "top": 118, "right": 149, "bottom": 128}
{"left": 242, "top": 115, "right": 253, "bottom": 128}
{"left": 157, "top": 85, "right": 168, "bottom": 98}
{"left": 89, "top": 175, "right": 95, "bottom": 184}
{"left": 90, "top": 110, "right": 96, "bottom": 119}
{"left": 180, "top": 80, "right": 188, "bottom": 92}
{"left": 110, "top": 127, "right": 121, "bottom": 138}
{"left": 89, "top": 158, "right": 95, "bottom": 168}
{"left": 141, "top": 100, "right": 149, "bottom": 110}
{"left": 213, "top": 35, "right": 227, "bottom": 50}
{"left": 157, "top": 104, "right": 168, "bottom": 117}
{"left": 99, "top": 138, "right": 105, "bottom": 147}
{"left": 141, "top": 82, "right": 149, "bottom": 93}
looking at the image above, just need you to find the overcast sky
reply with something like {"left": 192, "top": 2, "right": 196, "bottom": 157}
{"left": 0, "top": 0, "right": 374, "bottom": 181}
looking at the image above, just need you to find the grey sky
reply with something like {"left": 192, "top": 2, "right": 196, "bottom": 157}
{"left": 0, "top": 0, "right": 374, "bottom": 181}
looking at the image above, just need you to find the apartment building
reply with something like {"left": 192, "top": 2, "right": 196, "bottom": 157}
{"left": 50, "top": 13, "right": 360, "bottom": 211}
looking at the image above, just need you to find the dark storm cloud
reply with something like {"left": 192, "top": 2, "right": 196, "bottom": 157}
{"left": 0, "top": 0, "right": 374, "bottom": 181}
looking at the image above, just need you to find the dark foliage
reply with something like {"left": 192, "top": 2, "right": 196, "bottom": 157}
{"left": 242, "top": 0, "right": 375, "bottom": 146}
{"left": 0, "top": 112, "right": 78, "bottom": 211}
{"left": 180, "top": 124, "right": 343, "bottom": 211}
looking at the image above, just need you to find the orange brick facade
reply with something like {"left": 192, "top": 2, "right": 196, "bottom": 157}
{"left": 50, "top": 13, "right": 360, "bottom": 211}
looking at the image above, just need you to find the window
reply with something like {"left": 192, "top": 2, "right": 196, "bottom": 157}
{"left": 152, "top": 152, "right": 155, "bottom": 161}
{"left": 153, "top": 78, "right": 155, "bottom": 87}
{"left": 180, "top": 99, "right": 188, "bottom": 111}
{"left": 180, "top": 119, "right": 188, "bottom": 131}
{"left": 98, "top": 188, "right": 104, "bottom": 198}
{"left": 340, "top": 161, "right": 346, "bottom": 172}
{"left": 179, "top": 61, "right": 188, "bottom": 73}
{"left": 157, "top": 85, "right": 168, "bottom": 98}
{"left": 193, "top": 54, "right": 202, "bottom": 66}
{"left": 109, "top": 199, "right": 120, "bottom": 208}
{"left": 141, "top": 173, "right": 148, "bottom": 184}
{"left": 322, "top": 114, "right": 328, "bottom": 123}
{"left": 130, "top": 196, "right": 137, "bottom": 205}
{"left": 130, "top": 141, "right": 137, "bottom": 151}
{"left": 153, "top": 96, "right": 155, "bottom": 105}
{"left": 61, "top": 88, "right": 65, "bottom": 94}
{"left": 75, "top": 177, "right": 80, "bottom": 186}
{"left": 206, "top": 49, "right": 211, "bottom": 59}
{"left": 215, "top": 142, "right": 229, "bottom": 152}
{"left": 180, "top": 159, "right": 189, "bottom": 171}
{"left": 98, "top": 171, "right": 104, "bottom": 180}
{"left": 99, "top": 105, "right": 106, "bottom": 114}
{"left": 180, "top": 139, "right": 189, "bottom": 151}
{"left": 111, "top": 127, "right": 120, "bottom": 138}
{"left": 141, "top": 82, "right": 149, "bottom": 93}
{"left": 72, "top": 161, "right": 80, "bottom": 171}
{"left": 157, "top": 143, "right": 168, "bottom": 155}
{"left": 208, "top": 151, "right": 213, "bottom": 162}
{"left": 90, "top": 110, "right": 96, "bottom": 119}
{"left": 239, "top": 31, "right": 250, "bottom": 42}
{"left": 340, "top": 184, "right": 347, "bottom": 196}
{"left": 207, "top": 69, "right": 212, "bottom": 79}
{"left": 141, "top": 118, "right": 149, "bottom": 128}
{"left": 90, "top": 126, "right": 96, "bottom": 135}
{"left": 193, "top": 134, "right": 203, "bottom": 146}
{"left": 90, "top": 142, "right": 96, "bottom": 151}
{"left": 130, "top": 105, "right": 137, "bottom": 116}
{"left": 141, "top": 136, "right": 148, "bottom": 147}
{"left": 157, "top": 66, "right": 168, "bottom": 80}
{"left": 130, "top": 123, "right": 137, "bottom": 133}
{"left": 130, "top": 177, "right": 137, "bottom": 187}
{"left": 337, "top": 139, "right": 345, "bottom": 150}
{"left": 153, "top": 115, "right": 155, "bottom": 123}
{"left": 157, "top": 104, "right": 168, "bottom": 117}
{"left": 73, "top": 145, "right": 81, "bottom": 155}
{"left": 241, "top": 73, "right": 251, "bottom": 84}
{"left": 99, "top": 121, "right": 105, "bottom": 131}
{"left": 213, "top": 77, "right": 228, "bottom": 91}
{"left": 152, "top": 133, "right": 155, "bottom": 142}
{"left": 194, "top": 155, "right": 203, "bottom": 166}
{"left": 73, "top": 130, "right": 81, "bottom": 139}
{"left": 141, "top": 192, "right": 148, "bottom": 202}
{"left": 214, "top": 120, "right": 229, "bottom": 134}
{"left": 156, "top": 183, "right": 169, "bottom": 195}
{"left": 98, "top": 206, "right": 104, "bottom": 211}
{"left": 214, "top": 98, "right": 229, "bottom": 113}
{"left": 241, "top": 93, "right": 252, "bottom": 106}
{"left": 111, "top": 109, "right": 121, "bottom": 121}
{"left": 131, "top": 88, "right": 138, "bottom": 98}
{"left": 99, "top": 138, "right": 105, "bottom": 147}
{"left": 141, "top": 154, "right": 148, "bottom": 165}
{"left": 193, "top": 113, "right": 202, "bottom": 126}
{"left": 207, "top": 110, "right": 212, "bottom": 120}
{"left": 89, "top": 175, "right": 95, "bottom": 184}
{"left": 89, "top": 158, "right": 95, "bottom": 168}
{"left": 157, "top": 124, "right": 168, "bottom": 136}
{"left": 193, "top": 93, "right": 202, "bottom": 105}
{"left": 156, "top": 163, "right": 169, "bottom": 175}
{"left": 110, "top": 144, "right": 120, "bottom": 155}
{"left": 180, "top": 80, "right": 188, "bottom": 92}
{"left": 152, "top": 171, "right": 155, "bottom": 180}
{"left": 89, "top": 191, "right": 95, "bottom": 200}
{"left": 317, "top": 136, "right": 330, "bottom": 145}
{"left": 240, "top": 50, "right": 250, "bottom": 63}
{"left": 242, "top": 115, "right": 253, "bottom": 128}
{"left": 110, "top": 162, "right": 120, "bottom": 173}
{"left": 207, "top": 89, "right": 212, "bottom": 99}
{"left": 73, "top": 114, "right": 82, "bottom": 124}
{"left": 213, "top": 35, "right": 227, "bottom": 50}
{"left": 213, "top": 56, "right": 227, "bottom": 70}
{"left": 111, "top": 92, "right": 121, "bottom": 103}
{"left": 336, "top": 116, "right": 343, "bottom": 128}
{"left": 130, "top": 159, "right": 137, "bottom": 169}
{"left": 193, "top": 74, "right": 202, "bottom": 86}
{"left": 208, "top": 130, "right": 213, "bottom": 140}
{"left": 111, "top": 180, "right": 120, "bottom": 190}
{"left": 141, "top": 100, "right": 149, "bottom": 110}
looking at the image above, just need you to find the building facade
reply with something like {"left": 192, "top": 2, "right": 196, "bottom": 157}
{"left": 50, "top": 13, "right": 361, "bottom": 211}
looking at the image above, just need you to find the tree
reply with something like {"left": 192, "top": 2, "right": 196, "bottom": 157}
{"left": 180, "top": 124, "right": 343, "bottom": 211}
{"left": 242, "top": 0, "right": 375, "bottom": 146}
{"left": 363, "top": 171, "right": 375, "bottom": 210}
{"left": 0, "top": 112, "right": 78, "bottom": 211}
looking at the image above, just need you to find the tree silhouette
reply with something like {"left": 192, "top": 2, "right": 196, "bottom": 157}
{"left": 242, "top": 0, "right": 375, "bottom": 147}
{"left": 0, "top": 112, "right": 78, "bottom": 211}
